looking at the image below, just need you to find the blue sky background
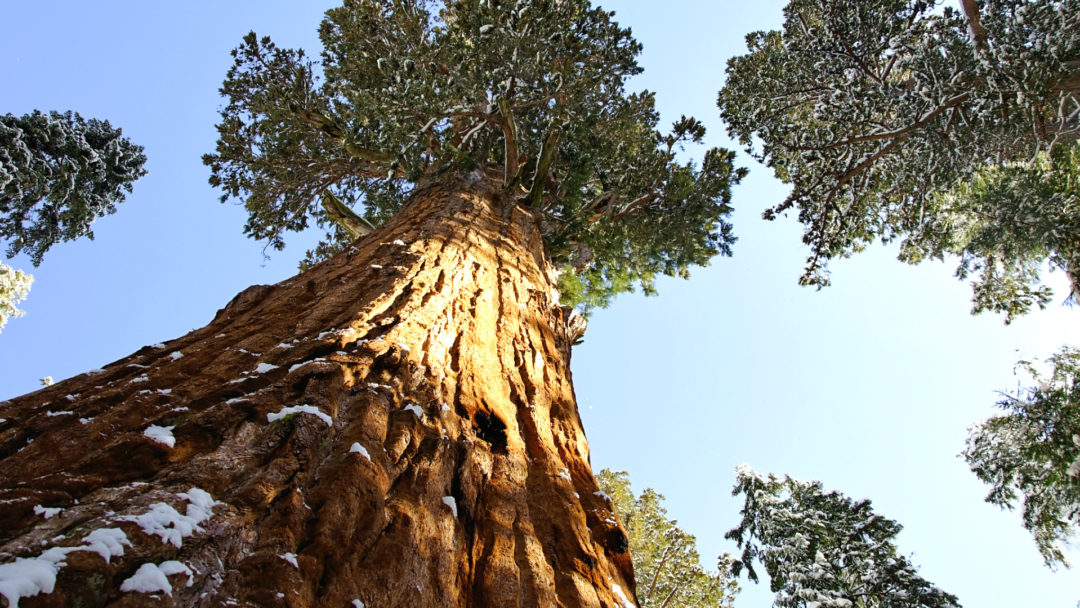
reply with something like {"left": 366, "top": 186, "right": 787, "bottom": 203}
{"left": 1, "top": 1, "right": 1078, "bottom": 606}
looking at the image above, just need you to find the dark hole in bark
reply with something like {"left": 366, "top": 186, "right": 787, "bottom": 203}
{"left": 606, "top": 529, "right": 629, "bottom": 554}
{"left": 473, "top": 410, "right": 507, "bottom": 453}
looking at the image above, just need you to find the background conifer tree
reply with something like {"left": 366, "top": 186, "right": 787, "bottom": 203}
{"left": 727, "top": 465, "right": 961, "bottom": 608}
{"left": 719, "top": 0, "right": 1079, "bottom": 319}
{"left": 963, "top": 347, "right": 1080, "bottom": 567}
{"left": 0, "top": 109, "right": 146, "bottom": 332}
{"left": 1, "top": 110, "right": 147, "bottom": 266}
{"left": 597, "top": 469, "right": 739, "bottom": 608}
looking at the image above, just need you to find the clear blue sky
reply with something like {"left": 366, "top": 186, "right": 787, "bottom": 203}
{"left": 1, "top": 2, "right": 1078, "bottom": 606}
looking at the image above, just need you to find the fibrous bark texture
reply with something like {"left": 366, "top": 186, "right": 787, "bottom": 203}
{"left": 0, "top": 174, "right": 636, "bottom": 607}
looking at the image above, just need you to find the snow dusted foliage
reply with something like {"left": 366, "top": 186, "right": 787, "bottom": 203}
{"left": 963, "top": 347, "right": 1080, "bottom": 567}
{"left": 596, "top": 469, "right": 739, "bottom": 608}
{"left": 720, "top": 0, "right": 1079, "bottom": 319}
{"left": 204, "top": 0, "right": 743, "bottom": 309}
{"left": 726, "top": 465, "right": 960, "bottom": 608}
{"left": 0, "top": 262, "right": 31, "bottom": 333}
{"left": 0, "top": 110, "right": 147, "bottom": 265}
{"left": 922, "top": 142, "right": 1080, "bottom": 320}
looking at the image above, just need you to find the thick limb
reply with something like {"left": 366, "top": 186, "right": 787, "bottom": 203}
{"left": 320, "top": 190, "right": 375, "bottom": 240}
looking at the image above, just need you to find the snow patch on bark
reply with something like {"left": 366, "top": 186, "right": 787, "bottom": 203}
{"left": 0, "top": 528, "right": 131, "bottom": 606}
{"left": 349, "top": 443, "right": 371, "bottom": 460}
{"left": 143, "top": 425, "right": 176, "bottom": 448}
{"left": 442, "top": 496, "right": 458, "bottom": 518}
{"left": 120, "top": 561, "right": 193, "bottom": 596}
{"left": 33, "top": 505, "right": 61, "bottom": 519}
{"left": 119, "top": 488, "right": 221, "bottom": 548}
{"left": 611, "top": 583, "right": 637, "bottom": 608}
{"left": 267, "top": 405, "right": 333, "bottom": 426}
{"left": 0, "top": 547, "right": 69, "bottom": 606}
{"left": 288, "top": 358, "right": 326, "bottom": 373}
{"left": 81, "top": 529, "right": 131, "bottom": 563}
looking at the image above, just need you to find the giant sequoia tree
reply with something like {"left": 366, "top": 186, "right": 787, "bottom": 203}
{"left": 720, "top": 0, "right": 1079, "bottom": 320}
{"left": 0, "top": 1, "right": 739, "bottom": 606}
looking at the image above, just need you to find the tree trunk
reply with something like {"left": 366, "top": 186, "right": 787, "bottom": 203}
{"left": 0, "top": 173, "right": 636, "bottom": 608}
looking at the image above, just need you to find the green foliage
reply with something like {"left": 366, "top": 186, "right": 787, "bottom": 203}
{"left": 0, "top": 110, "right": 147, "bottom": 265}
{"left": 0, "top": 262, "right": 32, "bottom": 333}
{"left": 904, "top": 142, "right": 1080, "bottom": 321}
{"left": 596, "top": 469, "right": 739, "bottom": 608}
{"left": 719, "top": 0, "right": 1079, "bottom": 317}
{"left": 963, "top": 347, "right": 1080, "bottom": 567}
{"left": 205, "top": 0, "right": 742, "bottom": 308}
{"left": 727, "top": 465, "right": 960, "bottom": 608}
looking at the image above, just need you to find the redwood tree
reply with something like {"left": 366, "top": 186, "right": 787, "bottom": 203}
{"left": 0, "top": 1, "right": 740, "bottom": 606}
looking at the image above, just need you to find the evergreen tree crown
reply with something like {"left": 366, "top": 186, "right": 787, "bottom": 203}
{"left": 205, "top": 0, "right": 743, "bottom": 308}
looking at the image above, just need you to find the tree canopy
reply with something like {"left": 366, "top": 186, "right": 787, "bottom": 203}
{"left": 0, "top": 110, "right": 147, "bottom": 266}
{"left": 204, "top": 0, "right": 743, "bottom": 309}
{"left": 719, "top": 0, "right": 1079, "bottom": 319}
{"left": 0, "top": 263, "right": 31, "bottom": 334}
{"left": 963, "top": 347, "right": 1080, "bottom": 567}
{"left": 727, "top": 465, "right": 960, "bottom": 608}
{"left": 596, "top": 469, "right": 739, "bottom": 608}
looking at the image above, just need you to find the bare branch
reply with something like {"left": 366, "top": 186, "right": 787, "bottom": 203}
{"left": 788, "top": 93, "right": 969, "bottom": 151}
{"left": 524, "top": 125, "right": 562, "bottom": 207}
{"left": 960, "top": 0, "right": 989, "bottom": 54}
{"left": 497, "top": 97, "right": 520, "bottom": 188}
{"left": 320, "top": 190, "right": 374, "bottom": 240}
{"left": 611, "top": 192, "right": 659, "bottom": 223}
{"left": 287, "top": 103, "right": 395, "bottom": 167}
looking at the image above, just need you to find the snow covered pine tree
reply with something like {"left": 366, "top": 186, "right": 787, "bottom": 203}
{"left": 0, "top": 1, "right": 741, "bottom": 606}
{"left": 727, "top": 466, "right": 960, "bottom": 608}
{"left": 0, "top": 109, "right": 146, "bottom": 333}
{"left": 0, "top": 110, "right": 147, "bottom": 267}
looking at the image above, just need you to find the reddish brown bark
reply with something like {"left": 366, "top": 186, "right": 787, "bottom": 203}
{"left": 0, "top": 174, "right": 636, "bottom": 607}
